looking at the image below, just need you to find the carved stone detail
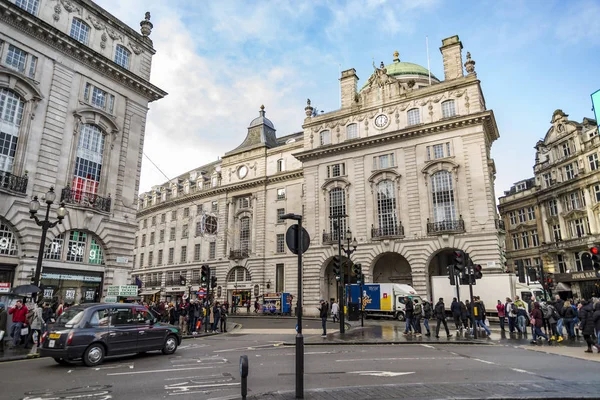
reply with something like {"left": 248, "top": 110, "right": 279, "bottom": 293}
{"left": 87, "top": 15, "right": 104, "bottom": 30}
{"left": 100, "top": 32, "right": 107, "bottom": 49}
{"left": 129, "top": 41, "right": 143, "bottom": 55}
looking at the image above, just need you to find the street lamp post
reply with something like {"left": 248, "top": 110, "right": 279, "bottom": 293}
{"left": 29, "top": 187, "right": 66, "bottom": 302}
{"left": 340, "top": 228, "right": 358, "bottom": 334}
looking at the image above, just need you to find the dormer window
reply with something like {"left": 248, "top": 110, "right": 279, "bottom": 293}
{"left": 320, "top": 130, "right": 331, "bottom": 146}
{"left": 70, "top": 18, "right": 90, "bottom": 45}
{"left": 114, "top": 45, "right": 131, "bottom": 69}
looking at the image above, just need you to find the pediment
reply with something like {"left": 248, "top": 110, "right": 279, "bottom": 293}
{"left": 562, "top": 209, "right": 587, "bottom": 220}
{"left": 421, "top": 158, "right": 459, "bottom": 176}
{"left": 0, "top": 67, "right": 43, "bottom": 101}
{"left": 321, "top": 177, "right": 351, "bottom": 192}
{"left": 543, "top": 110, "right": 580, "bottom": 145}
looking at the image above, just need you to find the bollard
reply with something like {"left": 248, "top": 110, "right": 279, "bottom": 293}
{"left": 240, "top": 355, "right": 249, "bottom": 399}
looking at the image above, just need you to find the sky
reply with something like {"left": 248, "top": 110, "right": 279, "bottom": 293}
{"left": 94, "top": 0, "right": 600, "bottom": 199}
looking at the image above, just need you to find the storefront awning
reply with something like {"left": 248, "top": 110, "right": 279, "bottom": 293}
{"left": 555, "top": 282, "right": 572, "bottom": 292}
{"left": 139, "top": 289, "right": 160, "bottom": 296}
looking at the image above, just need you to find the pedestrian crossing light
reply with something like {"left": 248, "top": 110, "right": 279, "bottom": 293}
{"left": 452, "top": 250, "right": 466, "bottom": 272}
{"left": 210, "top": 275, "right": 218, "bottom": 289}
{"left": 474, "top": 264, "right": 483, "bottom": 280}
{"left": 516, "top": 260, "right": 526, "bottom": 283}
{"left": 447, "top": 265, "right": 456, "bottom": 286}
{"left": 333, "top": 256, "right": 341, "bottom": 280}
{"left": 352, "top": 263, "right": 362, "bottom": 276}
{"left": 591, "top": 246, "right": 600, "bottom": 270}
{"left": 546, "top": 273, "right": 555, "bottom": 291}
{"left": 201, "top": 264, "right": 210, "bottom": 288}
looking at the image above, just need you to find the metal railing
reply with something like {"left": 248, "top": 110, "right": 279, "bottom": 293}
{"left": 145, "top": 280, "right": 161, "bottom": 287}
{"left": 61, "top": 186, "right": 111, "bottom": 212}
{"left": 427, "top": 218, "right": 465, "bottom": 234}
{"left": 322, "top": 231, "right": 340, "bottom": 244}
{"left": 0, "top": 170, "right": 28, "bottom": 194}
{"left": 371, "top": 223, "right": 405, "bottom": 239}
{"left": 229, "top": 249, "right": 249, "bottom": 259}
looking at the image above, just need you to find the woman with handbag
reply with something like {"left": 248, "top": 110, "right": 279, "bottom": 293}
{"left": 530, "top": 302, "right": 549, "bottom": 345}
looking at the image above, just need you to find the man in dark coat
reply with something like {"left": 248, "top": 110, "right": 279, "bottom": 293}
{"left": 578, "top": 300, "right": 595, "bottom": 353}
{"left": 592, "top": 302, "right": 600, "bottom": 352}
{"left": 450, "top": 298, "right": 462, "bottom": 331}
{"left": 319, "top": 299, "right": 329, "bottom": 337}
{"left": 403, "top": 297, "right": 414, "bottom": 335}
{"left": 434, "top": 298, "right": 452, "bottom": 338}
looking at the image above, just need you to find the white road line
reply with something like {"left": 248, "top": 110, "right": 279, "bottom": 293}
{"left": 336, "top": 357, "right": 464, "bottom": 362}
{"left": 473, "top": 358, "right": 495, "bottom": 365}
{"left": 207, "top": 395, "right": 241, "bottom": 400}
{"left": 165, "top": 382, "right": 240, "bottom": 394}
{"left": 107, "top": 366, "right": 214, "bottom": 376}
{"left": 164, "top": 375, "right": 224, "bottom": 381}
{"left": 512, "top": 368, "right": 536, "bottom": 375}
{"left": 348, "top": 371, "right": 415, "bottom": 377}
{"left": 421, "top": 344, "right": 436, "bottom": 349}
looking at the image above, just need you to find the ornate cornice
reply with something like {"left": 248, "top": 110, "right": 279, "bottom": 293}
{"left": 294, "top": 111, "right": 495, "bottom": 162}
{"left": 0, "top": 1, "right": 167, "bottom": 102}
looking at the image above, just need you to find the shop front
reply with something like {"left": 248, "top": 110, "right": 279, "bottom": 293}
{"left": 554, "top": 270, "right": 600, "bottom": 300}
{"left": 40, "top": 267, "right": 103, "bottom": 305}
{"left": 164, "top": 286, "right": 186, "bottom": 304}
{"left": 139, "top": 287, "right": 161, "bottom": 303}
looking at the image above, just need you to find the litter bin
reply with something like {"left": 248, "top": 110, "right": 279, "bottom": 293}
{"left": 348, "top": 302, "right": 360, "bottom": 321}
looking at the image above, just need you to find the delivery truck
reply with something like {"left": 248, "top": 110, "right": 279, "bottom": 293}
{"left": 347, "top": 283, "right": 422, "bottom": 321}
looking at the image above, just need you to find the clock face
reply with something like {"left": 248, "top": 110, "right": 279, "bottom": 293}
{"left": 374, "top": 114, "right": 389, "bottom": 128}
{"left": 238, "top": 165, "right": 248, "bottom": 179}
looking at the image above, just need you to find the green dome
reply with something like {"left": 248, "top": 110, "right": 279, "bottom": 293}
{"left": 385, "top": 60, "right": 437, "bottom": 80}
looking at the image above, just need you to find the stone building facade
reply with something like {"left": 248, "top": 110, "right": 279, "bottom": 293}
{"left": 499, "top": 110, "right": 600, "bottom": 300}
{"left": 133, "top": 35, "right": 504, "bottom": 314}
{"left": 0, "top": 0, "right": 165, "bottom": 304}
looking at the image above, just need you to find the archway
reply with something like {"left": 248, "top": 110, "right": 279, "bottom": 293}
{"left": 427, "top": 248, "right": 463, "bottom": 298}
{"left": 372, "top": 252, "right": 412, "bottom": 285}
{"left": 322, "top": 256, "right": 355, "bottom": 302}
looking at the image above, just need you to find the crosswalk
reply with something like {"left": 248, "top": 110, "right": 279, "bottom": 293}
{"left": 236, "top": 328, "right": 338, "bottom": 334}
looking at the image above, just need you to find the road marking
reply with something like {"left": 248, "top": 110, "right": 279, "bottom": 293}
{"left": 421, "top": 344, "right": 435, "bottom": 349}
{"left": 348, "top": 371, "right": 415, "bottom": 377}
{"left": 107, "top": 366, "right": 213, "bottom": 376}
{"left": 336, "top": 357, "right": 464, "bottom": 362}
{"left": 215, "top": 344, "right": 279, "bottom": 353}
{"left": 473, "top": 358, "right": 495, "bottom": 365}
{"left": 305, "top": 351, "right": 337, "bottom": 355}
{"left": 511, "top": 368, "right": 537, "bottom": 375}
{"left": 207, "top": 395, "right": 241, "bottom": 400}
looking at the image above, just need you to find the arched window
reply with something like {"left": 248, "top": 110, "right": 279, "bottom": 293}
{"left": 377, "top": 180, "right": 398, "bottom": 235}
{"left": 346, "top": 123, "right": 358, "bottom": 140}
{"left": 0, "top": 221, "right": 18, "bottom": 256}
{"left": 239, "top": 217, "right": 250, "bottom": 252}
{"left": 407, "top": 108, "right": 420, "bottom": 126}
{"left": 431, "top": 171, "right": 456, "bottom": 222}
{"left": 320, "top": 130, "right": 331, "bottom": 146}
{"left": 329, "top": 187, "right": 346, "bottom": 241}
{"left": 276, "top": 158, "right": 285, "bottom": 172}
{"left": 73, "top": 124, "right": 105, "bottom": 197}
{"left": 15, "top": 0, "right": 39, "bottom": 15}
{"left": 114, "top": 45, "right": 131, "bottom": 69}
{"left": 441, "top": 100, "right": 456, "bottom": 118}
{"left": 44, "top": 230, "right": 105, "bottom": 265}
{"left": 227, "top": 266, "right": 252, "bottom": 282}
{"left": 70, "top": 18, "right": 90, "bottom": 45}
{"left": 0, "top": 88, "right": 24, "bottom": 173}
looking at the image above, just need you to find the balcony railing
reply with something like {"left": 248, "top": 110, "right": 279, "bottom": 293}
{"left": 61, "top": 186, "right": 111, "bottom": 212}
{"left": 427, "top": 218, "right": 465, "bottom": 235}
{"left": 322, "top": 231, "right": 341, "bottom": 245}
{"left": 495, "top": 219, "right": 506, "bottom": 231}
{"left": 229, "top": 249, "right": 249, "bottom": 260}
{"left": 371, "top": 223, "right": 404, "bottom": 239}
{"left": 0, "top": 170, "right": 28, "bottom": 194}
{"left": 145, "top": 280, "right": 161, "bottom": 287}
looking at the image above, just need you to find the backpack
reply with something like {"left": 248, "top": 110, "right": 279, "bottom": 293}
{"left": 413, "top": 303, "right": 422, "bottom": 316}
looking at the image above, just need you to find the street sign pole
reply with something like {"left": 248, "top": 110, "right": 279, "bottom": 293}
{"left": 454, "top": 268, "right": 461, "bottom": 303}
{"left": 336, "top": 215, "right": 345, "bottom": 334}
{"left": 468, "top": 266, "right": 477, "bottom": 339}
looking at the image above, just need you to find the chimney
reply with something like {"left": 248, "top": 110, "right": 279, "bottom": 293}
{"left": 439, "top": 35, "right": 464, "bottom": 81}
{"left": 340, "top": 68, "right": 358, "bottom": 109}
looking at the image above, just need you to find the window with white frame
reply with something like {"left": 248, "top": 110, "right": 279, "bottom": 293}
{"left": 329, "top": 187, "right": 347, "bottom": 241}
{"left": 552, "top": 224, "right": 562, "bottom": 241}
{"left": 180, "top": 245, "right": 187, "bottom": 263}
{"left": 594, "top": 184, "right": 600, "bottom": 202}
{"left": 407, "top": 108, "right": 420, "bottom": 126}
{"left": 512, "top": 233, "right": 520, "bottom": 250}
{"left": 114, "top": 45, "right": 131, "bottom": 69}
{"left": 575, "top": 252, "right": 583, "bottom": 272}
{"left": 570, "top": 218, "right": 587, "bottom": 238}
{"left": 276, "top": 234, "right": 285, "bottom": 253}
{"left": 70, "top": 18, "right": 90, "bottom": 45}
{"left": 168, "top": 247, "right": 174, "bottom": 264}
{"left": 15, "top": 0, "right": 39, "bottom": 15}
{"left": 543, "top": 173, "right": 552, "bottom": 188}
{"left": 346, "top": 123, "right": 358, "bottom": 140}
{"left": 277, "top": 208, "right": 285, "bottom": 223}
{"left": 320, "top": 130, "right": 331, "bottom": 146}
{"left": 548, "top": 199, "right": 558, "bottom": 216}
{"left": 327, "top": 163, "right": 345, "bottom": 178}
{"left": 518, "top": 208, "right": 526, "bottom": 223}
{"left": 441, "top": 100, "right": 456, "bottom": 118}
{"left": 561, "top": 141, "right": 571, "bottom": 158}
{"left": 277, "top": 188, "right": 286, "bottom": 200}
{"left": 373, "top": 153, "right": 395, "bottom": 170}
{"left": 426, "top": 142, "right": 451, "bottom": 160}
{"left": 527, "top": 206, "right": 535, "bottom": 220}
{"left": 276, "top": 158, "right": 285, "bottom": 172}
{"left": 2, "top": 43, "right": 38, "bottom": 79}
{"left": 0, "top": 88, "right": 24, "bottom": 173}
{"left": 557, "top": 254, "right": 567, "bottom": 274}
{"left": 531, "top": 229, "right": 539, "bottom": 247}
{"left": 194, "top": 244, "right": 201, "bottom": 261}
{"left": 238, "top": 196, "right": 251, "bottom": 209}
{"left": 72, "top": 124, "right": 104, "bottom": 196}
{"left": 431, "top": 171, "right": 457, "bottom": 222}
{"left": 84, "top": 83, "right": 115, "bottom": 114}
{"left": 509, "top": 212, "right": 517, "bottom": 225}
{"left": 209, "top": 242, "right": 216, "bottom": 259}
{"left": 521, "top": 232, "right": 530, "bottom": 248}
{"left": 157, "top": 249, "right": 163, "bottom": 265}
{"left": 240, "top": 217, "right": 250, "bottom": 252}
{"left": 564, "top": 163, "right": 576, "bottom": 180}
{"left": 376, "top": 180, "right": 398, "bottom": 235}
{"left": 589, "top": 153, "right": 598, "bottom": 171}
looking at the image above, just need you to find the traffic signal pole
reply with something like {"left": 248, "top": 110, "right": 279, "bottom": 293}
{"left": 336, "top": 215, "right": 345, "bottom": 334}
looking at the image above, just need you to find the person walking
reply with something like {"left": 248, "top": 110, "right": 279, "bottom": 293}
{"left": 562, "top": 300, "right": 577, "bottom": 339}
{"left": 412, "top": 300, "right": 423, "bottom": 337}
{"left": 578, "top": 300, "right": 595, "bottom": 353}
{"left": 496, "top": 300, "right": 506, "bottom": 331}
{"left": 434, "top": 298, "right": 452, "bottom": 338}
{"left": 403, "top": 297, "right": 414, "bottom": 335}
{"left": 179, "top": 301, "right": 188, "bottom": 336}
{"left": 422, "top": 300, "right": 432, "bottom": 336}
{"left": 460, "top": 301, "right": 469, "bottom": 332}
{"left": 28, "top": 303, "right": 43, "bottom": 350}
{"left": 464, "top": 300, "right": 472, "bottom": 330}
{"left": 592, "top": 301, "right": 600, "bottom": 352}
{"left": 212, "top": 301, "right": 221, "bottom": 333}
{"left": 220, "top": 303, "right": 228, "bottom": 333}
{"left": 530, "top": 302, "right": 549, "bottom": 345}
{"left": 331, "top": 301, "right": 339, "bottom": 323}
{"left": 451, "top": 297, "right": 462, "bottom": 332}
{"left": 505, "top": 297, "right": 518, "bottom": 333}
{"left": 319, "top": 299, "right": 329, "bottom": 337}
{"left": 8, "top": 300, "right": 28, "bottom": 348}
{"left": 0, "top": 303, "right": 7, "bottom": 353}
{"left": 472, "top": 298, "right": 491, "bottom": 336}
{"left": 544, "top": 301, "right": 559, "bottom": 341}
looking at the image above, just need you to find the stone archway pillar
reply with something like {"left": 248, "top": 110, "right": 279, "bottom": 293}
{"left": 409, "top": 261, "right": 428, "bottom": 300}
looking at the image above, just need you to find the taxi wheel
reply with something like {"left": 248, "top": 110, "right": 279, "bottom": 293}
{"left": 53, "top": 357, "right": 71, "bottom": 366}
{"left": 162, "top": 335, "right": 178, "bottom": 355}
{"left": 83, "top": 343, "right": 105, "bottom": 367}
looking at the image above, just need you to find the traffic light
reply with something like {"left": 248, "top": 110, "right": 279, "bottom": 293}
{"left": 527, "top": 267, "right": 538, "bottom": 282}
{"left": 201, "top": 264, "right": 210, "bottom": 288}
{"left": 546, "top": 273, "right": 555, "bottom": 291}
{"left": 333, "top": 256, "right": 341, "bottom": 281}
{"left": 447, "top": 265, "right": 456, "bottom": 285}
{"left": 516, "top": 260, "right": 525, "bottom": 283}
{"left": 474, "top": 264, "right": 483, "bottom": 280}
{"left": 352, "top": 263, "right": 362, "bottom": 276}
{"left": 211, "top": 275, "right": 218, "bottom": 289}
{"left": 591, "top": 246, "right": 600, "bottom": 270}
{"left": 452, "top": 251, "right": 466, "bottom": 272}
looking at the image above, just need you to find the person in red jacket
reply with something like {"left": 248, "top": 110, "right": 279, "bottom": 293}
{"left": 530, "top": 302, "right": 549, "bottom": 345}
{"left": 8, "top": 300, "right": 28, "bottom": 348}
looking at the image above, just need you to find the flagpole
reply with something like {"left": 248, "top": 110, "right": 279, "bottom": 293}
{"left": 426, "top": 36, "right": 432, "bottom": 85}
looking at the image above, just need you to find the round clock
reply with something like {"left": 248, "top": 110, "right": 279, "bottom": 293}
{"left": 374, "top": 114, "right": 389, "bottom": 128}
{"left": 238, "top": 165, "right": 248, "bottom": 179}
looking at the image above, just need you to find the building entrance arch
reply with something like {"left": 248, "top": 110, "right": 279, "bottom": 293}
{"left": 322, "top": 256, "right": 355, "bottom": 303}
{"left": 427, "top": 248, "right": 463, "bottom": 298}
{"left": 372, "top": 252, "right": 412, "bottom": 285}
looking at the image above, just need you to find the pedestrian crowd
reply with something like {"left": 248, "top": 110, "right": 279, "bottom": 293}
{"left": 145, "top": 299, "right": 228, "bottom": 335}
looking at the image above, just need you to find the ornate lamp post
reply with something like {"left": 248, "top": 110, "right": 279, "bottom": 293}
{"left": 339, "top": 228, "right": 358, "bottom": 333}
{"left": 29, "top": 187, "right": 66, "bottom": 301}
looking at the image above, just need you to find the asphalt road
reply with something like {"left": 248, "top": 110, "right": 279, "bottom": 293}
{"left": 3, "top": 318, "right": 599, "bottom": 400}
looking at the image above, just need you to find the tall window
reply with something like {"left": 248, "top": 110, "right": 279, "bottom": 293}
{"left": 518, "top": 208, "right": 526, "bottom": 223}
{"left": 320, "top": 130, "right": 331, "bottom": 146}
{"left": 521, "top": 232, "right": 529, "bottom": 248}
{"left": 240, "top": 217, "right": 250, "bottom": 252}
{"left": 329, "top": 187, "right": 346, "bottom": 241}
{"left": 148, "top": 251, "right": 153, "bottom": 267}
{"left": 209, "top": 242, "right": 216, "bottom": 259}
{"left": 570, "top": 218, "right": 587, "bottom": 238}
{"left": 430, "top": 171, "right": 456, "bottom": 222}
{"left": 149, "top": 232, "right": 155, "bottom": 245}
{"left": 114, "top": 45, "right": 131, "bottom": 69}
{"left": 0, "top": 88, "right": 24, "bottom": 173}
{"left": 594, "top": 184, "right": 600, "bottom": 203}
{"left": 562, "top": 142, "right": 571, "bottom": 158}
{"left": 377, "top": 180, "right": 397, "bottom": 235}
{"left": 441, "top": 100, "right": 456, "bottom": 118}
{"left": 276, "top": 234, "right": 285, "bottom": 253}
{"left": 169, "top": 227, "right": 175, "bottom": 241}
{"left": 276, "top": 264, "right": 284, "bottom": 292}
{"left": 182, "top": 224, "right": 189, "bottom": 238}
{"left": 552, "top": 224, "right": 562, "bottom": 241}
{"left": 15, "top": 0, "right": 39, "bottom": 15}
{"left": 527, "top": 206, "right": 535, "bottom": 220}
{"left": 589, "top": 153, "right": 599, "bottom": 171}
{"left": 73, "top": 124, "right": 104, "bottom": 196}
{"left": 277, "top": 208, "right": 285, "bottom": 223}
{"left": 346, "top": 123, "right": 358, "bottom": 140}
{"left": 157, "top": 249, "right": 163, "bottom": 265}
{"left": 531, "top": 230, "right": 539, "bottom": 247}
{"left": 70, "top": 18, "right": 90, "bottom": 45}
{"left": 194, "top": 244, "right": 201, "bottom": 261}
{"left": 159, "top": 229, "right": 164, "bottom": 243}
{"left": 557, "top": 254, "right": 567, "bottom": 274}
{"left": 548, "top": 199, "right": 558, "bottom": 216}
{"left": 512, "top": 233, "right": 520, "bottom": 250}
{"left": 66, "top": 231, "right": 87, "bottom": 263}
{"left": 168, "top": 248, "right": 174, "bottom": 264}
{"left": 564, "top": 163, "right": 575, "bottom": 180}
{"left": 407, "top": 108, "right": 420, "bottom": 125}
{"left": 509, "top": 212, "right": 517, "bottom": 225}
{"left": 141, "top": 234, "right": 146, "bottom": 247}
{"left": 180, "top": 246, "right": 187, "bottom": 263}
{"left": 276, "top": 159, "right": 285, "bottom": 172}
